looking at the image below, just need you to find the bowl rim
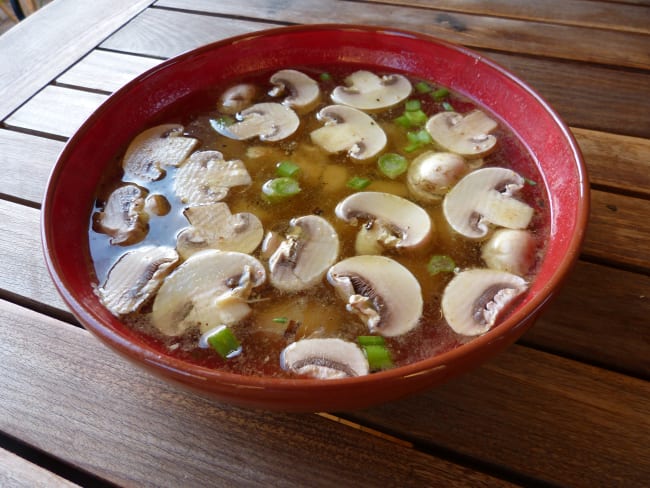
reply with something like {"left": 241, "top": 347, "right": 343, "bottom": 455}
{"left": 41, "top": 23, "right": 590, "bottom": 397}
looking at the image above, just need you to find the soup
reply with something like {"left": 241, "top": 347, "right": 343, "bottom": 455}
{"left": 89, "top": 67, "right": 547, "bottom": 379}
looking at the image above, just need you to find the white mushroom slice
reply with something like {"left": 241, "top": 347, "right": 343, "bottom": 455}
{"left": 280, "top": 338, "right": 369, "bottom": 379}
{"left": 174, "top": 150, "right": 251, "bottom": 204}
{"left": 425, "top": 110, "right": 498, "bottom": 157}
{"left": 310, "top": 105, "right": 387, "bottom": 161}
{"left": 407, "top": 151, "right": 468, "bottom": 203}
{"left": 218, "top": 83, "right": 257, "bottom": 114}
{"left": 268, "top": 69, "right": 321, "bottom": 113}
{"left": 97, "top": 245, "right": 179, "bottom": 316}
{"left": 327, "top": 255, "right": 423, "bottom": 337}
{"left": 330, "top": 70, "right": 412, "bottom": 111}
{"left": 481, "top": 229, "right": 536, "bottom": 276}
{"left": 213, "top": 102, "right": 299, "bottom": 142}
{"left": 176, "top": 202, "right": 264, "bottom": 259}
{"left": 122, "top": 124, "right": 198, "bottom": 181}
{"left": 94, "top": 184, "right": 149, "bottom": 246}
{"left": 441, "top": 269, "right": 528, "bottom": 336}
{"left": 267, "top": 215, "right": 339, "bottom": 292}
{"left": 335, "top": 192, "right": 432, "bottom": 253}
{"left": 443, "top": 167, "right": 534, "bottom": 239}
{"left": 151, "top": 250, "right": 266, "bottom": 336}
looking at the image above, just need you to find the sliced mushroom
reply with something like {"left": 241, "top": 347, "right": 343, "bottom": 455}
{"left": 335, "top": 191, "right": 432, "bottom": 254}
{"left": 151, "top": 250, "right": 266, "bottom": 336}
{"left": 266, "top": 215, "right": 339, "bottom": 292}
{"left": 144, "top": 194, "right": 171, "bottom": 216}
{"left": 280, "top": 338, "right": 369, "bottom": 379}
{"left": 425, "top": 110, "right": 498, "bottom": 157}
{"left": 212, "top": 102, "right": 299, "bottom": 142}
{"left": 310, "top": 105, "right": 387, "bottom": 161}
{"left": 176, "top": 202, "right": 264, "bottom": 259}
{"left": 218, "top": 83, "right": 257, "bottom": 114}
{"left": 93, "top": 184, "right": 149, "bottom": 246}
{"left": 441, "top": 269, "right": 528, "bottom": 336}
{"left": 97, "top": 245, "right": 179, "bottom": 316}
{"left": 443, "top": 167, "right": 534, "bottom": 239}
{"left": 481, "top": 229, "right": 536, "bottom": 276}
{"left": 122, "top": 124, "right": 198, "bottom": 181}
{"left": 327, "top": 255, "right": 423, "bottom": 337}
{"left": 330, "top": 70, "right": 412, "bottom": 111}
{"left": 268, "top": 69, "right": 321, "bottom": 113}
{"left": 407, "top": 151, "right": 467, "bottom": 203}
{"left": 174, "top": 150, "right": 251, "bottom": 204}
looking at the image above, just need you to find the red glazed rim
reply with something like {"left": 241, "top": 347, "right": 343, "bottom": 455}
{"left": 41, "top": 24, "right": 590, "bottom": 411}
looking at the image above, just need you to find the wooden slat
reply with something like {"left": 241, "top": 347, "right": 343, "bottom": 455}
{"left": 0, "top": 0, "right": 154, "bottom": 120}
{"left": 361, "top": 0, "right": 650, "bottom": 34}
{"left": 0, "top": 130, "right": 63, "bottom": 204}
{"left": 153, "top": 0, "right": 650, "bottom": 69}
{"left": 0, "top": 447, "right": 80, "bottom": 488}
{"left": 4, "top": 86, "right": 108, "bottom": 138}
{"left": 349, "top": 346, "right": 650, "bottom": 487}
{"left": 57, "top": 50, "right": 162, "bottom": 93}
{"left": 584, "top": 190, "right": 650, "bottom": 272}
{"left": 523, "top": 260, "right": 650, "bottom": 377}
{"left": 0, "top": 299, "right": 515, "bottom": 487}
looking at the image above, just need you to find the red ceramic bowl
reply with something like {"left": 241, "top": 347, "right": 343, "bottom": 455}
{"left": 42, "top": 25, "right": 589, "bottom": 412}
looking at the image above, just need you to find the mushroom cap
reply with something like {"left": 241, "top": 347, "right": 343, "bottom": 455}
{"left": 310, "top": 105, "right": 387, "bottom": 161}
{"left": 218, "top": 83, "right": 257, "bottom": 115}
{"left": 406, "top": 151, "right": 468, "bottom": 203}
{"left": 94, "top": 184, "right": 149, "bottom": 246}
{"left": 214, "top": 102, "right": 299, "bottom": 142}
{"left": 268, "top": 69, "right": 321, "bottom": 113}
{"left": 280, "top": 338, "right": 369, "bottom": 379}
{"left": 481, "top": 229, "right": 536, "bottom": 276}
{"left": 151, "top": 250, "right": 266, "bottom": 336}
{"left": 122, "top": 124, "right": 198, "bottom": 181}
{"left": 327, "top": 255, "right": 423, "bottom": 337}
{"left": 425, "top": 110, "right": 498, "bottom": 157}
{"left": 176, "top": 202, "right": 264, "bottom": 259}
{"left": 174, "top": 151, "right": 252, "bottom": 205}
{"left": 443, "top": 167, "right": 534, "bottom": 239}
{"left": 330, "top": 70, "right": 412, "bottom": 111}
{"left": 267, "top": 215, "right": 340, "bottom": 292}
{"left": 441, "top": 268, "right": 528, "bottom": 336}
{"left": 335, "top": 191, "right": 432, "bottom": 250}
{"left": 97, "top": 245, "right": 179, "bottom": 316}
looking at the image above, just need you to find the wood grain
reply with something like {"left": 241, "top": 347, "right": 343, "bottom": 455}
{"left": 0, "top": 299, "right": 515, "bottom": 487}
{"left": 350, "top": 346, "right": 650, "bottom": 487}
{"left": 154, "top": 0, "right": 650, "bottom": 69}
{"left": 0, "top": 0, "right": 154, "bottom": 119}
{"left": 0, "top": 447, "right": 80, "bottom": 488}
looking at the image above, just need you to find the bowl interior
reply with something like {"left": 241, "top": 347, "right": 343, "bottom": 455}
{"left": 42, "top": 25, "right": 588, "bottom": 410}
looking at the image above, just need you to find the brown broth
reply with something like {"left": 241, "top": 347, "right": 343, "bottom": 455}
{"left": 89, "top": 67, "right": 548, "bottom": 378}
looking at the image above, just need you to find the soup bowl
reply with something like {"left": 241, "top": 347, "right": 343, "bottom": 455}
{"left": 41, "top": 25, "right": 589, "bottom": 412}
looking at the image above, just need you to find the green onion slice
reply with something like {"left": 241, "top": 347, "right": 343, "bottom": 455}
{"left": 209, "top": 115, "right": 236, "bottom": 131}
{"left": 272, "top": 317, "right": 289, "bottom": 324}
{"left": 427, "top": 255, "right": 456, "bottom": 275}
{"left": 276, "top": 160, "right": 300, "bottom": 178}
{"left": 200, "top": 325, "right": 242, "bottom": 359}
{"left": 415, "top": 81, "right": 433, "bottom": 94}
{"left": 405, "top": 99, "right": 422, "bottom": 111}
{"left": 358, "top": 335, "right": 386, "bottom": 346}
{"left": 320, "top": 72, "right": 332, "bottom": 82}
{"left": 405, "top": 129, "right": 433, "bottom": 152}
{"left": 363, "top": 344, "right": 394, "bottom": 370}
{"left": 262, "top": 177, "right": 301, "bottom": 202}
{"left": 441, "top": 101, "right": 455, "bottom": 112}
{"left": 378, "top": 153, "right": 408, "bottom": 179}
{"left": 404, "top": 109, "right": 428, "bottom": 126}
{"left": 431, "top": 88, "right": 449, "bottom": 101}
{"left": 347, "top": 176, "right": 372, "bottom": 190}
{"left": 394, "top": 114, "right": 412, "bottom": 128}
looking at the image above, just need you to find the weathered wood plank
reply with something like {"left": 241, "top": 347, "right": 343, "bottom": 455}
{"left": 350, "top": 345, "right": 650, "bottom": 487}
{"left": 57, "top": 50, "right": 162, "bottom": 93}
{"left": 0, "top": 447, "right": 80, "bottom": 488}
{"left": 4, "top": 86, "right": 108, "bottom": 138}
{"left": 153, "top": 0, "right": 650, "bottom": 69}
{"left": 0, "top": 0, "right": 154, "bottom": 120}
{"left": 0, "top": 299, "right": 515, "bottom": 487}
{"left": 361, "top": 0, "right": 650, "bottom": 34}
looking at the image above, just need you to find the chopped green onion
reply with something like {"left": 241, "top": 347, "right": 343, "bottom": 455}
{"left": 404, "top": 129, "right": 432, "bottom": 152}
{"left": 363, "top": 344, "right": 394, "bottom": 370}
{"left": 209, "top": 115, "right": 236, "bottom": 131}
{"left": 524, "top": 177, "right": 538, "bottom": 186}
{"left": 358, "top": 335, "right": 386, "bottom": 346}
{"left": 427, "top": 255, "right": 456, "bottom": 276}
{"left": 431, "top": 88, "right": 449, "bottom": 101}
{"left": 415, "top": 81, "right": 433, "bottom": 94}
{"left": 262, "top": 177, "right": 301, "bottom": 202}
{"left": 276, "top": 160, "right": 300, "bottom": 178}
{"left": 394, "top": 114, "right": 412, "bottom": 128}
{"left": 404, "top": 109, "right": 428, "bottom": 126}
{"left": 347, "top": 176, "right": 372, "bottom": 190}
{"left": 272, "top": 317, "right": 289, "bottom": 324}
{"left": 320, "top": 72, "right": 332, "bottom": 82}
{"left": 441, "top": 101, "right": 455, "bottom": 112}
{"left": 405, "top": 99, "right": 421, "bottom": 112}
{"left": 203, "top": 325, "right": 241, "bottom": 359}
{"left": 378, "top": 153, "right": 408, "bottom": 179}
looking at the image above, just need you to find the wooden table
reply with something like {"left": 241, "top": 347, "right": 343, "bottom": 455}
{"left": 1, "top": 1, "right": 648, "bottom": 486}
